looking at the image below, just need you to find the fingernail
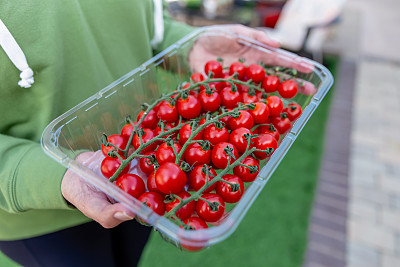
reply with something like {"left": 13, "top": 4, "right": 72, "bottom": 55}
{"left": 114, "top": 211, "right": 134, "bottom": 221}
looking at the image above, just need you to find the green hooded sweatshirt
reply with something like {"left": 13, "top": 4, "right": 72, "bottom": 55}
{"left": 0, "top": 0, "right": 193, "bottom": 240}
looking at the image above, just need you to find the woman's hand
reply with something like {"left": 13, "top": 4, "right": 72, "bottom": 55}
{"left": 61, "top": 152, "right": 135, "bottom": 228}
{"left": 189, "top": 24, "right": 314, "bottom": 73}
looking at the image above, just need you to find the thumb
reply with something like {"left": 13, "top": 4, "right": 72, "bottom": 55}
{"left": 74, "top": 193, "right": 135, "bottom": 229}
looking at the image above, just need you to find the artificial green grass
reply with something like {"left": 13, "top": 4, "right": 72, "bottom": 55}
{"left": 138, "top": 59, "right": 338, "bottom": 267}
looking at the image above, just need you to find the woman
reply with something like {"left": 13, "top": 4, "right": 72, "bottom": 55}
{"left": 0, "top": 0, "right": 282, "bottom": 266}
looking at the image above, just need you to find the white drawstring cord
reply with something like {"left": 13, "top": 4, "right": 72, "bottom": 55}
{"left": 0, "top": 18, "right": 34, "bottom": 88}
{"left": 151, "top": 0, "right": 164, "bottom": 49}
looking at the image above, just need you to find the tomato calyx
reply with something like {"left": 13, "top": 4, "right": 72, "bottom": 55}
{"left": 135, "top": 127, "right": 145, "bottom": 138}
{"left": 238, "top": 163, "right": 258, "bottom": 174}
{"left": 140, "top": 103, "right": 150, "bottom": 111}
{"left": 180, "top": 91, "right": 189, "bottom": 100}
{"left": 223, "top": 146, "right": 237, "bottom": 160}
{"left": 198, "top": 196, "right": 222, "bottom": 212}
{"left": 204, "top": 86, "right": 215, "bottom": 96}
{"left": 197, "top": 140, "right": 211, "bottom": 151}
{"left": 247, "top": 87, "right": 256, "bottom": 97}
{"left": 221, "top": 180, "right": 240, "bottom": 192}
{"left": 164, "top": 193, "right": 182, "bottom": 204}
{"left": 246, "top": 102, "right": 256, "bottom": 110}
{"left": 106, "top": 149, "right": 120, "bottom": 158}
{"left": 213, "top": 121, "right": 225, "bottom": 130}
{"left": 180, "top": 161, "right": 193, "bottom": 172}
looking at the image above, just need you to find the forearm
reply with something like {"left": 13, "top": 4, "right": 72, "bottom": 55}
{"left": 0, "top": 134, "right": 71, "bottom": 213}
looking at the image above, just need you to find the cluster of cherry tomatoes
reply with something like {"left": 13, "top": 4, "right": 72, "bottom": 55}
{"left": 99, "top": 59, "right": 303, "bottom": 239}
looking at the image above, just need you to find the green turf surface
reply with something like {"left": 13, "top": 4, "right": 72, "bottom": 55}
{"left": 138, "top": 59, "right": 338, "bottom": 267}
{"left": 0, "top": 57, "right": 338, "bottom": 267}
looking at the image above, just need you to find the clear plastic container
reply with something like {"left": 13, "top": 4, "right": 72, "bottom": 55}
{"left": 41, "top": 26, "right": 333, "bottom": 250}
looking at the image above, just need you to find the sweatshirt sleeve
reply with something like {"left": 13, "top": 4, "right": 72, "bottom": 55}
{"left": 153, "top": 1, "right": 197, "bottom": 53}
{"left": 0, "top": 134, "right": 72, "bottom": 213}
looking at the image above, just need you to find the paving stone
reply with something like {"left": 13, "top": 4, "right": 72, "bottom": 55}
{"left": 348, "top": 201, "right": 378, "bottom": 223}
{"left": 382, "top": 253, "right": 400, "bottom": 267}
{"left": 381, "top": 208, "right": 400, "bottom": 232}
{"left": 350, "top": 185, "right": 390, "bottom": 206}
{"left": 348, "top": 221, "right": 396, "bottom": 251}
{"left": 347, "top": 241, "right": 381, "bottom": 267}
{"left": 313, "top": 206, "right": 347, "bottom": 226}
{"left": 395, "top": 233, "right": 400, "bottom": 255}
{"left": 380, "top": 175, "right": 400, "bottom": 195}
{"left": 349, "top": 169, "right": 377, "bottom": 188}
{"left": 311, "top": 223, "right": 346, "bottom": 243}
{"left": 389, "top": 194, "right": 400, "bottom": 212}
{"left": 318, "top": 181, "right": 348, "bottom": 198}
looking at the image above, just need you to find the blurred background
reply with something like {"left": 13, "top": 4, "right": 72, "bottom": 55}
{"left": 1, "top": 0, "right": 399, "bottom": 266}
{"left": 152, "top": 1, "right": 399, "bottom": 266}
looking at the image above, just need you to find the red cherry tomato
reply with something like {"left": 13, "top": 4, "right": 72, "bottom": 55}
{"left": 180, "top": 216, "right": 208, "bottom": 251}
{"left": 101, "top": 134, "right": 128, "bottom": 157}
{"left": 256, "top": 90, "right": 268, "bottom": 101}
{"left": 242, "top": 91, "right": 259, "bottom": 104}
{"left": 262, "top": 75, "right": 280, "bottom": 93}
{"left": 177, "top": 95, "right": 201, "bottom": 120}
{"left": 165, "top": 191, "right": 196, "bottom": 221}
{"left": 191, "top": 72, "right": 205, "bottom": 83}
{"left": 253, "top": 134, "right": 278, "bottom": 160}
{"left": 184, "top": 142, "right": 211, "bottom": 167}
{"left": 255, "top": 124, "right": 280, "bottom": 142}
{"left": 204, "top": 60, "right": 223, "bottom": 78}
{"left": 228, "top": 110, "right": 254, "bottom": 130}
{"left": 211, "top": 142, "right": 239, "bottom": 169}
{"left": 181, "top": 216, "right": 208, "bottom": 230}
{"left": 266, "top": 95, "right": 283, "bottom": 117}
{"left": 208, "top": 80, "right": 223, "bottom": 93}
{"left": 100, "top": 156, "right": 129, "bottom": 179}
{"left": 219, "top": 73, "right": 232, "bottom": 89}
{"left": 283, "top": 103, "right": 302, "bottom": 121}
{"left": 229, "top": 61, "right": 247, "bottom": 80}
{"left": 155, "top": 162, "right": 187, "bottom": 194}
{"left": 132, "top": 128, "right": 157, "bottom": 153}
{"left": 278, "top": 80, "right": 298, "bottom": 99}
{"left": 191, "top": 72, "right": 206, "bottom": 91}
{"left": 156, "top": 142, "right": 182, "bottom": 165}
{"left": 153, "top": 122, "right": 178, "bottom": 139}
{"left": 137, "top": 109, "right": 158, "bottom": 129}
{"left": 233, "top": 156, "right": 260, "bottom": 182}
{"left": 246, "top": 64, "right": 265, "bottom": 83}
{"left": 229, "top": 127, "right": 253, "bottom": 154}
{"left": 271, "top": 114, "right": 291, "bottom": 134}
{"left": 139, "top": 151, "right": 157, "bottom": 175}
{"left": 120, "top": 122, "right": 136, "bottom": 140}
{"left": 216, "top": 174, "right": 244, "bottom": 203}
{"left": 220, "top": 86, "right": 242, "bottom": 109}
{"left": 178, "top": 122, "right": 204, "bottom": 146}
{"left": 138, "top": 191, "right": 165, "bottom": 216}
{"left": 147, "top": 172, "right": 163, "bottom": 194}
{"left": 116, "top": 174, "right": 146, "bottom": 198}
{"left": 157, "top": 101, "right": 178, "bottom": 123}
{"left": 203, "top": 123, "right": 229, "bottom": 147}
{"left": 188, "top": 165, "right": 217, "bottom": 193}
{"left": 218, "top": 108, "right": 232, "bottom": 127}
{"left": 196, "top": 193, "right": 225, "bottom": 222}
{"left": 198, "top": 89, "right": 221, "bottom": 112}
{"left": 248, "top": 102, "right": 270, "bottom": 124}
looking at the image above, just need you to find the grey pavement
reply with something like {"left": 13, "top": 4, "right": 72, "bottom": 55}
{"left": 320, "top": 0, "right": 400, "bottom": 266}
